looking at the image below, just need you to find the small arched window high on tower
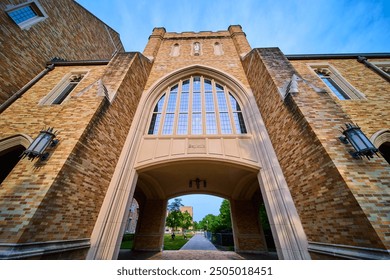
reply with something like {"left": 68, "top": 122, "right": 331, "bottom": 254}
{"left": 147, "top": 76, "right": 247, "bottom": 136}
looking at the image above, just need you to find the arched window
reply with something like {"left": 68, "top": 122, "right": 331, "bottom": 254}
{"left": 0, "top": 135, "right": 31, "bottom": 184}
{"left": 371, "top": 130, "right": 390, "bottom": 164}
{"left": 379, "top": 142, "right": 390, "bottom": 164}
{"left": 147, "top": 76, "right": 247, "bottom": 136}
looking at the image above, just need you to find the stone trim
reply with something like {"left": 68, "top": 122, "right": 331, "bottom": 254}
{"left": 307, "top": 63, "right": 365, "bottom": 100}
{"left": 308, "top": 242, "right": 390, "bottom": 260}
{"left": 87, "top": 64, "right": 311, "bottom": 259}
{"left": 5, "top": 0, "right": 48, "bottom": 30}
{"left": 0, "top": 239, "right": 90, "bottom": 260}
{"left": 0, "top": 134, "right": 32, "bottom": 152}
{"left": 370, "top": 129, "right": 390, "bottom": 148}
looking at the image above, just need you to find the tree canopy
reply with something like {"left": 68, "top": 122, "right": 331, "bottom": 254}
{"left": 198, "top": 199, "right": 232, "bottom": 233}
{"left": 165, "top": 198, "right": 193, "bottom": 232}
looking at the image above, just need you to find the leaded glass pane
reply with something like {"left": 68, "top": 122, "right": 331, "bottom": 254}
{"left": 52, "top": 83, "right": 77, "bottom": 104}
{"left": 204, "top": 79, "right": 212, "bottom": 92}
{"left": 8, "top": 6, "right": 37, "bottom": 24}
{"left": 318, "top": 73, "right": 350, "bottom": 100}
{"left": 229, "top": 94, "right": 241, "bottom": 111}
{"left": 216, "top": 91, "right": 228, "bottom": 112}
{"left": 193, "top": 76, "right": 201, "bottom": 92}
{"left": 182, "top": 80, "right": 190, "bottom": 92}
{"left": 147, "top": 76, "right": 248, "bottom": 135}
{"left": 192, "top": 92, "right": 201, "bottom": 112}
{"left": 206, "top": 113, "right": 217, "bottom": 134}
{"left": 205, "top": 92, "right": 214, "bottom": 112}
{"left": 179, "top": 92, "right": 189, "bottom": 112}
{"left": 148, "top": 113, "right": 161, "bottom": 134}
{"left": 177, "top": 113, "right": 188, "bottom": 135}
{"left": 192, "top": 113, "right": 202, "bottom": 134}
{"left": 166, "top": 92, "right": 177, "bottom": 112}
{"left": 216, "top": 84, "right": 223, "bottom": 91}
{"left": 233, "top": 112, "right": 247, "bottom": 134}
{"left": 171, "top": 84, "right": 178, "bottom": 92}
{"left": 154, "top": 94, "right": 165, "bottom": 113}
{"left": 220, "top": 112, "right": 232, "bottom": 134}
{"left": 162, "top": 114, "right": 175, "bottom": 135}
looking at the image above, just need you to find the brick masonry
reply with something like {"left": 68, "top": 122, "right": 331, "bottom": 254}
{"left": 1, "top": 19, "right": 389, "bottom": 259}
{"left": 0, "top": 0, "right": 124, "bottom": 104}
{"left": 142, "top": 26, "right": 252, "bottom": 93}
{"left": 242, "top": 48, "right": 390, "bottom": 252}
{"left": 0, "top": 52, "right": 152, "bottom": 257}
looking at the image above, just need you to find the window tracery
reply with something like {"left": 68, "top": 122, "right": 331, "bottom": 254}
{"left": 147, "top": 76, "right": 247, "bottom": 136}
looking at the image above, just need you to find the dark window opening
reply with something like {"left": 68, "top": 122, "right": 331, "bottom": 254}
{"left": 0, "top": 145, "right": 25, "bottom": 184}
{"left": 379, "top": 142, "right": 390, "bottom": 164}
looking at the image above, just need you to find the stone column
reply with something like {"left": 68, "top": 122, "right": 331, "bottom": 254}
{"left": 230, "top": 199, "right": 267, "bottom": 253}
{"left": 143, "top": 27, "right": 166, "bottom": 60}
{"left": 133, "top": 199, "right": 167, "bottom": 251}
{"left": 228, "top": 25, "right": 252, "bottom": 57}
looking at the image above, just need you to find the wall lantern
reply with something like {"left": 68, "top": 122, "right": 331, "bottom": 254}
{"left": 189, "top": 178, "right": 206, "bottom": 189}
{"left": 339, "top": 123, "right": 378, "bottom": 159}
{"left": 22, "top": 127, "right": 59, "bottom": 161}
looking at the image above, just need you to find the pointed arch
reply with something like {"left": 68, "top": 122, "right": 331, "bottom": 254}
{"left": 145, "top": 64, "right": 252, "bottom": 106}
{"left": 0, "top": 134, "right": 32, "bottom": 184}
{"left": 146, "top": 75, "right": 248, "bottom": 136}
{"left": 88, "top": 64, "right": 311, "bottom": 260}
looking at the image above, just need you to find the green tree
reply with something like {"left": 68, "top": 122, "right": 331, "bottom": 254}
{"left": 218, "top": 199, "right": 231, "bottom": 230}
{"left": 181, "top": 211, "right": 193, "bottom": 232}
{"left": 198, "top": 199, "right": 232, "bottom": 233}
{"left": 166, "top": 198, "right": 184, "bottom": 231}
{"left": 166, "top": 210, "right": 183, "bottom": 231}
{"left": 199, "top": 214, "right": 219, "bottom": 233}
{"left": 192, "top": 221, "right": 200, "bottom": 230}
{"left": 168, "top": 198, "right": 183, "bottom": 211}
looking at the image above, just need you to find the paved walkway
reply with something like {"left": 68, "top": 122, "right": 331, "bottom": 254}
{"left": 118, "top": 249, "right": 278, "bottom": 260}
{"left": 180, "top": 233, "right": 217, "bottom": 250}
{"left": 118, "top": 233, "right": 278, "bottom": 260}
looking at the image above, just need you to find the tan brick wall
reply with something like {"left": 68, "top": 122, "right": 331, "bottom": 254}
{"left": 0, "top": 52, "right": 152, "bottom": 247}
{"left": 0, "top": 0, "right": 124, "bottom": 104}
{"left": 142, "top": 26, "right": 252, "bottom": 92}
{"left": 242, "top": 48, "right": 390, "bottom": 250}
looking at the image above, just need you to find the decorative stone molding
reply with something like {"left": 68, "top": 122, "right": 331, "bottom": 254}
{"left": 0, "top": 239, "right": 90, "bottom": 260}
{"left": 370, "top": 129, "right": 390, "bottom": 148}
{"left": 0, "top": 134, "right": 32, "bottom": 151}
{"left": 308, "top": 242, "right": 390, "bottom": 260}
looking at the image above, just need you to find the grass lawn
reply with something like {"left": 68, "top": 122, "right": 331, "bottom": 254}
{"left": 120, "top": 233, "right": 134, "bottom": 249}
{"left": 120, "top": 233, "right": 193, "bottom": 250}
{"left": 163, "top": 233, "right": 193, "bottom": 250}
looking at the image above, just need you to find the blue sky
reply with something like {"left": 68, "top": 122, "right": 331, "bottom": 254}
{"left": 77, "top": 0, "right": 389, "bottom": 54}
{"left": 76, "top": 0, "right": 389, "bottom": 222}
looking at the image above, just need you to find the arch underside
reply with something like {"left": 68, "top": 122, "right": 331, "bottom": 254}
{"left": 136, "top": 159, "right": 260, "bottom": 201}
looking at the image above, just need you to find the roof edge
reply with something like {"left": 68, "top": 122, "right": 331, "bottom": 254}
{"left": 285, "top": 53, "right": 390, "bottom": 60}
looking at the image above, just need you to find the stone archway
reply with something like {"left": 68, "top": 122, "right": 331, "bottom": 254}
{"left": 0, "top": 134, "right": 32, "bottom": 184}
{"left": 87, "top": 65, "right": 311, "bottom": 260}
{"left": 131, "top": 160, "right": 267, "bottom": 253}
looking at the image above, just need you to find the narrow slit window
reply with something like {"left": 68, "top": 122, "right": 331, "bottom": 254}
{"left": 40, "top": 73, "right": 85, "bottom": 105}
{"left": 311, "top": 65, "right": 364, "bottom": 100}
{"left": 318, "top": 73, "right": 350, "bottom": 100}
